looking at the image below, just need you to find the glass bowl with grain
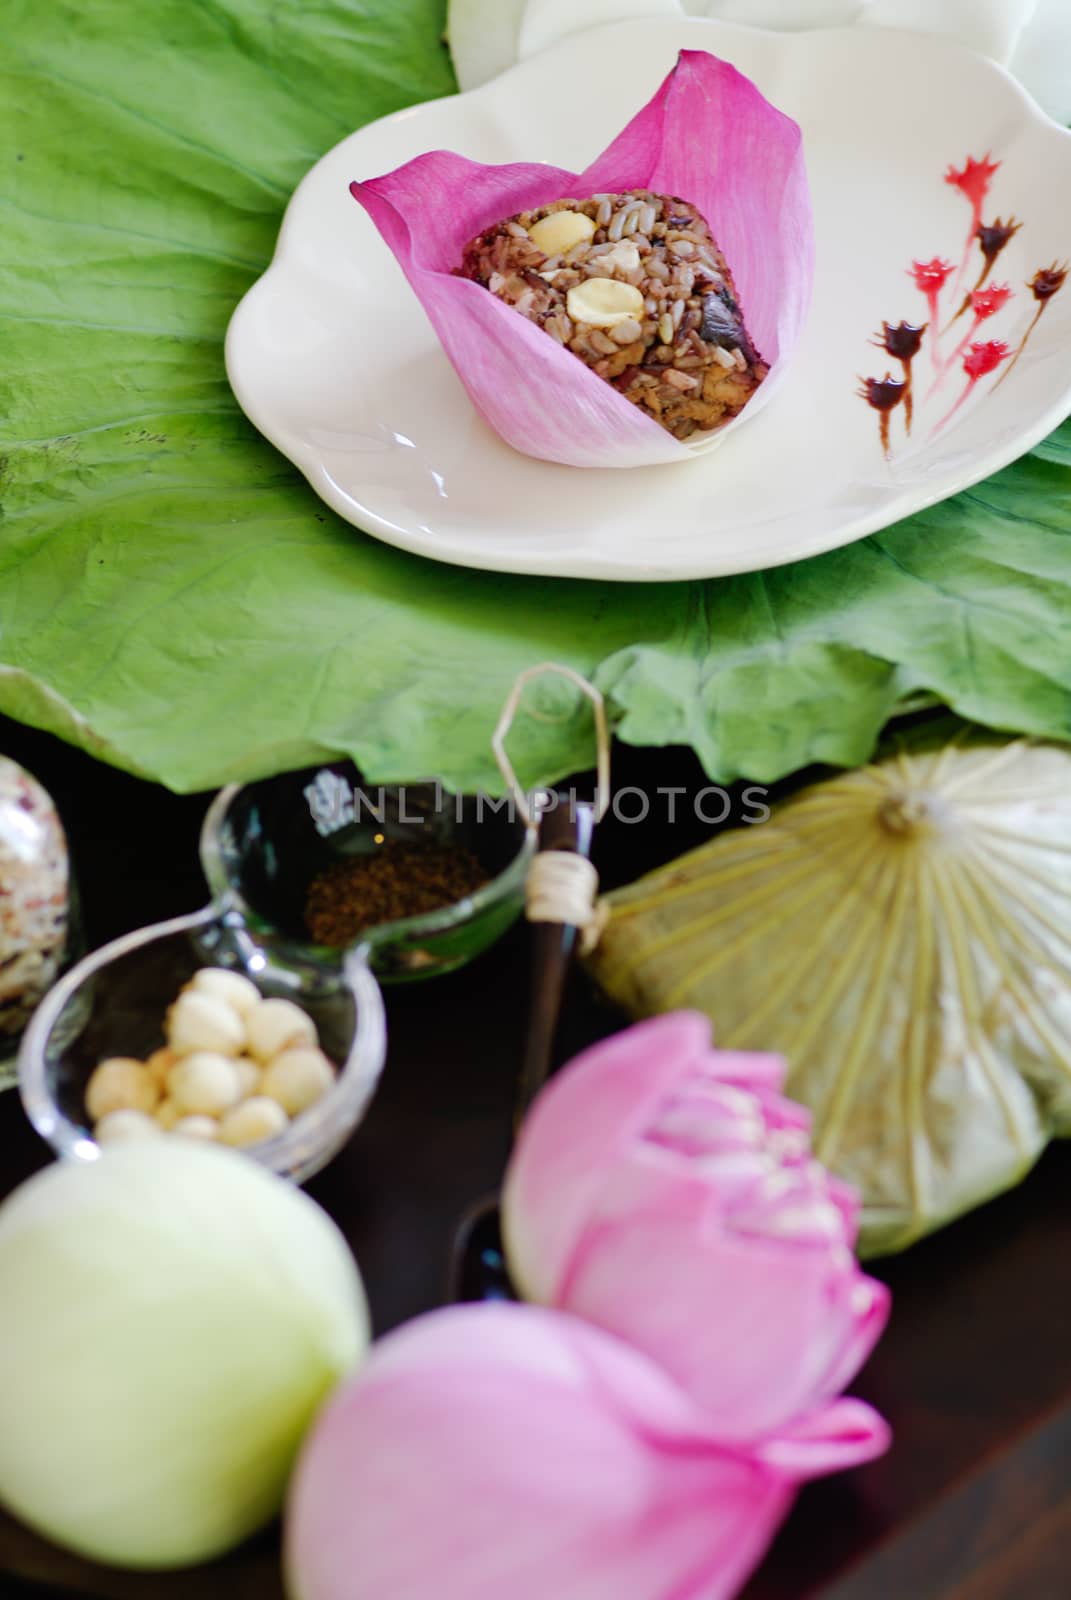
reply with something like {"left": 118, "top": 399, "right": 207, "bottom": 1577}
{"left": 199, "top": 762, "right": 537, "bottom": 982}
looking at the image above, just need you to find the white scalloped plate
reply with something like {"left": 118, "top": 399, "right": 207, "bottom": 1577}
{"left": 226, "top": 17, "right": 1071, "bottom": 581}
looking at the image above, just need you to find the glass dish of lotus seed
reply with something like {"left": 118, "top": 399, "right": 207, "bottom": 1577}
{"left": 19, "top": 905, "right": 387, "bottom": 1183}
{"left": 84, "top": 967, "right": 339, "bottom": 1150}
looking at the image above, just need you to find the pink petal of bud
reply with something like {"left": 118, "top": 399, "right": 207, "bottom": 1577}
{"left": 504, "top": 1011, "right": 715, "bottom": 1304}
{"left": 757, "top": 1397, "right": 892, "bottom": 1478}
{"left": 285, "top": 1306, "right": 886, "bottom": 1600}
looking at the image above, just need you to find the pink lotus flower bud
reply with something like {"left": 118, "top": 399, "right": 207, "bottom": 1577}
{"left": 502, "top": 1013, "right": 890, "bottom": 1440}
{"left": 285, "top": 1304, "right": 889, "bottom": 1600}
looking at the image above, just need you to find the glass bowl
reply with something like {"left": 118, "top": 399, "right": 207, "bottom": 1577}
{"left": 200, "top": 762, "right": 537, "bottom": 981}
{"left": 17, "top": 905, "right": 387, "bottom": 1184}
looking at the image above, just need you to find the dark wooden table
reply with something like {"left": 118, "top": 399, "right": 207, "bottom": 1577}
{"left": 1, "top": 715, "right": 1069, "bottom": 1600}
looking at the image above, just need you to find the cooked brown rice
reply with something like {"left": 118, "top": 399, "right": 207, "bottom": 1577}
{"left": 456, "top": 189, "right": 767, "bottom": 442}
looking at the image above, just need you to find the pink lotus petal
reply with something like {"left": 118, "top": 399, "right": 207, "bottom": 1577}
{"left": 826, "top": 1174, "right": 863, "bottom": 1244}
{"left": 757, "top": 1398, "right": 892, "bottom": 1478}
{"left": 555, "top": 1208, "right": 889, "bottom": 1439}
{"left": 350, "top": 51, "right": 812, "bottom": 469}
{"left": 503, "top": 1013, "right": 889, "bottom": 1439}
{"left": 503, "top": 1011, "right": 715, "bottom": 1303}
{"left": 284, "top": 1305, "right": 863, "bottom": 1600}
{"left": 578, "top": 50, "right": 811, "bottom": 380}
{"left": 696, "top": 1049, "right": 789, "bottom": 1094}
{"left": 352, "top": 154, "right": 681, "bottom": 471}
{"left": 817, "top": 1275, "right": 892, "bottom": 1403}
{"left": 646, "top": 1081, "right": 767, "bottom": 1155}
{"left": 748, "top": 1087, "right": 812, "bottom": 1135}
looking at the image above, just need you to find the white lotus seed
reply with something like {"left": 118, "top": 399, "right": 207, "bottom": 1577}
{"left": 527, "top": 210, "right": 596, "bottom": 257}
{"left": 155, "top": 1096, "right": 184, "bottom": 1131}
{"left": 246, "top": 998, "right": 317, "bottom": 1063}
{"left": 566, "top": 277, "right": 645, "bottom": 329}
{"left": 233, "top": 1059, "right": 262, "bottom": 1100}
{"left": 260, "top": 1048, "right": 336, "bottom": 1117}
{"left": 94, "top": 1109, "right": 160, "bottom": 1144}
{"left": 167, "top": 1052, "right": 243, "bottom": 1116}
{"left": 145, "top": 1047, "right": 178, "bottom": 1089}
{"left": 86, "top": 1058, "right": 159, "bottom": 1122}
{"left": 218, "top": 1096, "right": 290, "bottom": 1148}
{"left": 167, "top": 993, "right": 244, "bottom": 1058}
{"left": 598, "top": 241, "right": 641, "bottom": 275}
{"left": 172, "top": 1114, "right": 220, "bottom": 1142}
{"left": 166, "top": 990, "right": 246, "bottom": 1057}
{"left": 189, "top": 967, "right": 262, "bottom": 1019}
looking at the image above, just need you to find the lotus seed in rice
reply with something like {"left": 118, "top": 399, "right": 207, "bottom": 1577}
{"left": 456, "top": 190, "right": 767, "bottom": 441}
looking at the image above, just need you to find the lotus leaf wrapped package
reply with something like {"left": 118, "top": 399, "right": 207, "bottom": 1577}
{"left": 586, "top": 724, "right": 1071, "bottom": 1255}
{"left": 350, "top": 50, "right": 812, "bottom": 468}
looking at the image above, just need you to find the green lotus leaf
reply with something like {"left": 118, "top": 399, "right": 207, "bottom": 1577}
{"left": 2, "top": 0, "right": 1069, "bottom": 794}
